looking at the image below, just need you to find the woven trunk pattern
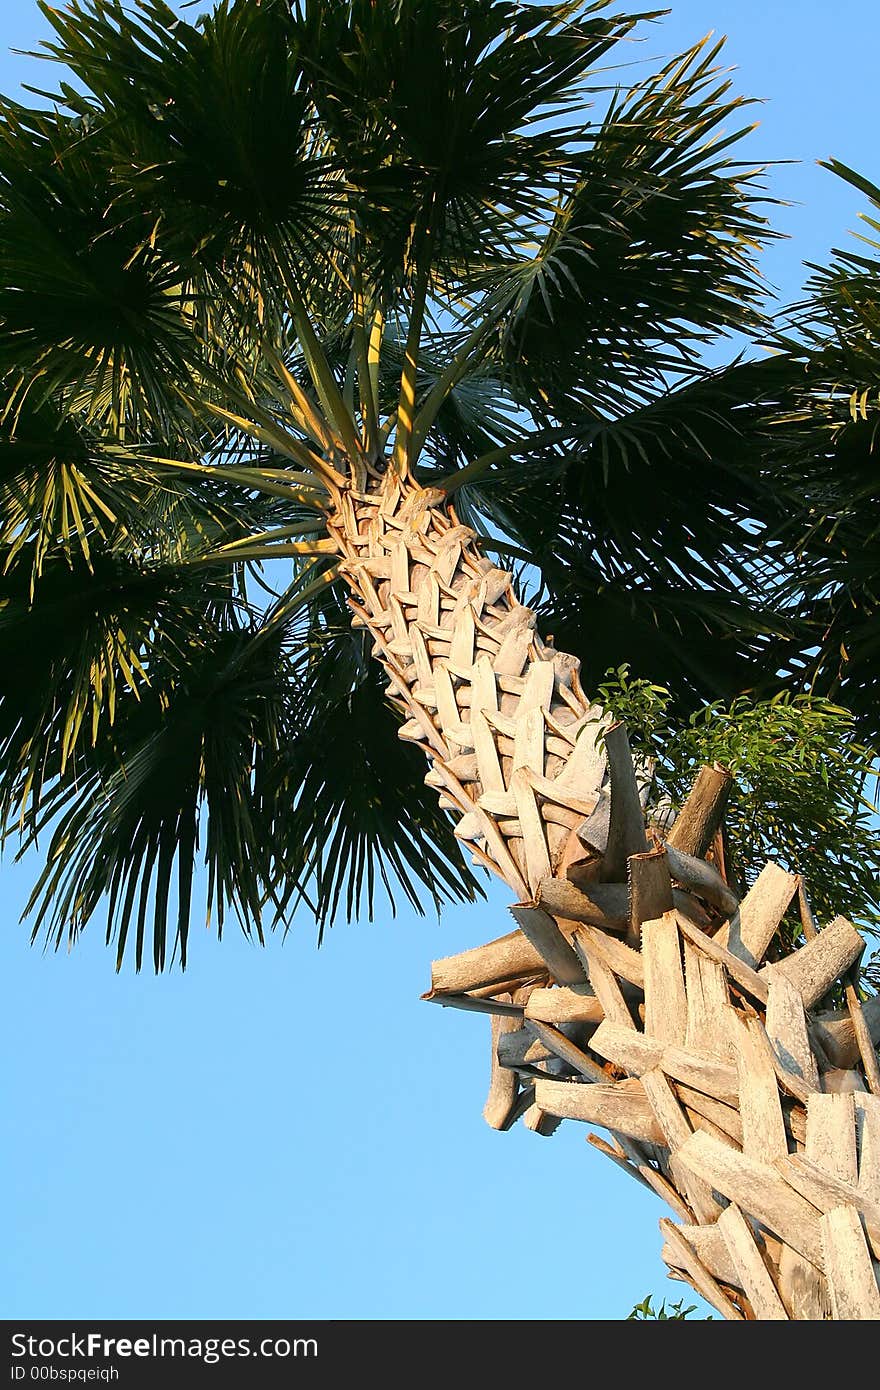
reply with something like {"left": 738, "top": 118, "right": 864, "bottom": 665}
{"left": 329, "top": 476, "right": 880, "bottom": 1321}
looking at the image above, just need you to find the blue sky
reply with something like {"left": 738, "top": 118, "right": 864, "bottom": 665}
{"left": 1, "top": 0, "right": 878, "bottom": 1322}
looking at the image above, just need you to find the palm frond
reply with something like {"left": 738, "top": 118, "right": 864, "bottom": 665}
{"left": 765, "top": 166, "right": 880, "bottom": 741}
{"left": 18, "top": 620, "right": 289, "bottom": 971}
{"left": 464, "top": 359, "right": 812, "bottom": 705}
{"left": 271, "top": 594, "right": 484, "bottom": 935}
{"left": 33, "top": 0, "right": 347, "bottom": 326}
{"left": 11, "top": 572, "right": 482, "bottom": 970}
{"left": 291, "top": 0, "right": 651, "bottom": 297}
{"left": 0, "top": 100, "right": 201, "bottom": 436}
{"left": 0, "top": 545, "right": 242, "bottom": 827}
{"left": 493, "top": 35, "right": 779, "bottom": 411}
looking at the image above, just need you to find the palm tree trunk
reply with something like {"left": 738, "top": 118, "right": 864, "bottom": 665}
{"left": 329, "top": 473, "right": 880, "bottom": 1321}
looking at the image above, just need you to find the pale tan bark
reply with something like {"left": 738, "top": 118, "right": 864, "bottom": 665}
{"left": 329, "top": 474, "right": 880, "bottom": 1321}
{"left": 328, "top": 479, "right": 608, "bottom": 903}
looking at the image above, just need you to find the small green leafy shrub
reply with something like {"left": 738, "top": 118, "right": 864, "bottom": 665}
{"left": 596, "top": 667, "right": 880, "bottom": 939}
{"left": 627, "top": 1294, "right": 708, "bottom": 1319}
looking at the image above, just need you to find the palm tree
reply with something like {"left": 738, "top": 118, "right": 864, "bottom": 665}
{"left": 2, "top": 0, "right": 878, "bottom": 1319}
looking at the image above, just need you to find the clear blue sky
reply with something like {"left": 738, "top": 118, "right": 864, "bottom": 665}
{"left": 1, "top": 0, "right": 878, "bottom": 1322}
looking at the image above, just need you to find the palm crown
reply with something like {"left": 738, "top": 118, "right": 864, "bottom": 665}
{"left": 1, "top": 0, "right": 807, "bottom": 968}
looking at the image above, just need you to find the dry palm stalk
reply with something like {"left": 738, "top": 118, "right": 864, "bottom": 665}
{"left": 665, "top": 763, "right": 733, "bottom": 858}
{"left": 843, "top": 969, "right": 880, "bottom": 1097}
{"left": 715, "top": 862, "right": 799, "bottom": 967}
{"left": 483, "top": 1003, "right": 521, "bottom": 1130}
{"left": 523, "top": 985, "right": 603, "bottom": 1026}
{"left": 628, "top": 846, "right": 674, "bottom": 932}
{"left": 812, "top": 997, "right": 880, "bottom": 1069}
{"left": 716, "top": 1204, "right": 789, "bottom": 1320}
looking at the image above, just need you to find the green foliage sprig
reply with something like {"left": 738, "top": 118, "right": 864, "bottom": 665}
{"left": 596, "top": 666, "right": 880, "bottom": 937}
{"left": 627, "top": 1294, "right": 708, "bottom": 1319}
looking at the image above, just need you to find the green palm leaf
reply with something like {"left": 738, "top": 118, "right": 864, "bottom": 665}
{"left": 291, "top": 0, "right": 647, "bottom": 292}
{"left": 0, "top": 102, "right": 200, "bottom": 435}
{"left": 19, "top": 621, "right": 289, "bottom": 971}
{"left": 14, "top": 578, "right": 481, "bottom": 970}
{"left": 492, "top": 35, "right": 778, "bottom": 411}
{"left": 34, "top": 0, "right": 347, "bottom": 317}
{"left": 765, "top": 166, "right": 880, "bottom": 741}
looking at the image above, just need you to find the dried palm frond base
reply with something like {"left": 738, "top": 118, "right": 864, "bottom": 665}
{"left": 334, "top": 474, "right": 880, "bottom": 1321}
{"left": 427, "top": 878, "right": 880, "bottom": 1321}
